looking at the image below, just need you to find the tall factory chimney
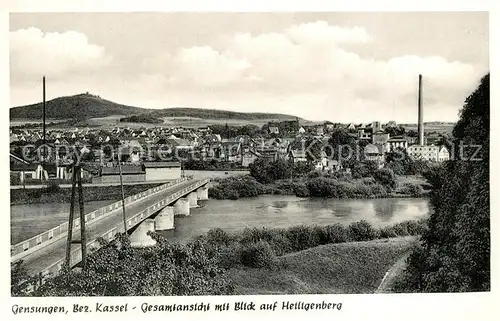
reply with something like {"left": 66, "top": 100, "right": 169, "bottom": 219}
{"left": 43, "top": 76, "right": 46, "bottom": 146}
{"left": 417, "top": 74, "right": 424, "bottom": 146}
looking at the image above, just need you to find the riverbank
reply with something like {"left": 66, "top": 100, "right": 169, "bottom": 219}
{"left": 227, "top": 236, "right": 418, "bottom": 294}
{"left": 208, "top": 175, "right": 429, "bottom": 200}
{"left": 10, "top": 183, "right": 161, "bottom": 205}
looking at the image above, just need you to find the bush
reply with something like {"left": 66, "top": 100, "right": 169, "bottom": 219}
{"left": 379, "top": 226, "right": 398, "bottom": 238}
{"left": 216, "top": 244, "right": 242, "bottom": 269}
{"left": 286, "top": 225, "right": 320, "bottom": 251}
{"left": 27, "top": 233, "right": 234, "bottom": 296}
{"left": 306, "top": 177, "right": 389, "bottom": 198}
{"left": 293, "top": 183, "right": 310, "bottom": 197}
{"left": 308, "top": 170, "right": 323, "bottom": 179}
{"left": 206, "top": 228, "right": 232, "bottom": 247}
{"left": 268, "top": 232, "right": 294, "bottom": 256}
{"left": 348, "top": 220, "right": 379, "bottom": 241}
{"left": 324, "top": 224, "right": 351, "bottom": 243}
{"left": 398, "top": 182, "right": 424, "bottom": 197}
{"left": 373, "top": 168, "right": 397, "bottom": 190}
{"left": 239, "top": 241, "right": 279, "bottom": 269}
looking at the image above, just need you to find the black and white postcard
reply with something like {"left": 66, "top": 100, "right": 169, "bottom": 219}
{"left": 2, "top": 2, "right": 496, "bottom": 321}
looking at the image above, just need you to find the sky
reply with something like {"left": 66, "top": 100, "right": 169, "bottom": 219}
{"left": 9, "top": 12, "right": 489, "bottom": 123}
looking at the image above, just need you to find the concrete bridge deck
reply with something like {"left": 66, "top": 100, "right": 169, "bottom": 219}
{"left": 11, "top": 177, "right": 209, "bottom": 277}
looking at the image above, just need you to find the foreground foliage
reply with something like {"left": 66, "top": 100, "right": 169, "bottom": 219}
{"left": 393, "top": 73, "right": 490, "bottom": 292}
{"left": 13, "top": 219, "right": 426, "bottom": 296}
{"left": 19, "top": 233, "right": 234, "bottom": 296}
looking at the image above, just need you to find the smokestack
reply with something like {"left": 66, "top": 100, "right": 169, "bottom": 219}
{"left": 43, "top": 76, "right": 46, "bottom": 146}
{"left": 417, "top": 74, "right": 424, "bottom": 146}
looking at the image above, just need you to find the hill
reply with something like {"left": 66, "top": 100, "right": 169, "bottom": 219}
{"left": 10, "top": 93, "right": 144, "bottom": 121}
{"left": 148, "top": 108, "right": 299, "bottom": 121}
{"left": 227, "top": 236, "right": 417, "bottom": 295}
{"left": 10, "top": 94, "right": 301, "bottom": 123}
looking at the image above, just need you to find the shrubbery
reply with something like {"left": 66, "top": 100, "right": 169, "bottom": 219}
{"left": 306, "top": 177, "right": 389, "bottom": 198}
{"left": 397, "top": 182, "right": 424, "bottom": 197}
{"left": 348, "top": 220, "right": 379, "bottom": 241}
{"left": 13, "top": 218, "right": 428, "bottom": 296}
{"left": 201, "top": 219, "right": 427, "bottom": 270}
{"left": 394, "top": 74, "right": 490, "bottom": 293}
{"left": 16, "top": 233, "right": 234, "bottom": 296}
{"left": 208, "top": 176, "right": 267, "bottom": 200}
{"left": 239, "top": 241, "right": 279, "bottom": 269}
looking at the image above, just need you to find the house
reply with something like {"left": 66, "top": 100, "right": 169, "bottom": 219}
{"left": 407, "top": 145, "right": 449, "bottom": 162}
{"left": 287, "top": 149, "right": 308, "bottom": 163}
{"left": 165, "top": 138, "right": 193, "bottom": 150}
{"left": 298, "top": 127, "right": 306, "bottom": 135}
{"left": 11, "top": 163, "right": 43, "bottom": 183}
{"left": 93, "top": 164, "right": 145, "bottom": 184}
{"left": 221, "top": 140, "right": 242, "bottom": 162}
{"left": 324, "top": 121, "right": 335, "bottom": 132}
{"left": 143, "top": 162, "right": 181, "bottom": 181}
{"left": 345, "top": 123, "right": 356, "bottom": 131}
{"left": 385, "top": 121, "right": 397, "bottom": 128}
{"left": 10, "top": 153, "right": 39, "bottom": 183}
{"left": 372, "top": 130, "right": 389, "bottom": 145}
{"left": 256, "top": 148, "right": 279, "bottom": 162}
{"left": 268, "top": 124, "right": 280, "bottom": 135}
{"left": 358, "top": 128, "right": 372, "bottom": 141}
{"left": 386, "top": 136, "right": 408, "bottom": 152}
{"left": 364, "top": 144, "right": 385, "bottom": 167}
{"left": 241, "top": 150, "right": 260, "bottom": 167}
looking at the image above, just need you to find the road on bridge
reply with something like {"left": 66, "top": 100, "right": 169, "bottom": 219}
{"left": 18, "top": 179, "right": 201, "bottom": 275}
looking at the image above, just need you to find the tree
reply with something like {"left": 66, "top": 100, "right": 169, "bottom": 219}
{"left": 29, "top": 233, "right": 234, "bottom": 296}
{"left": 407, "top": 129, "right": 418, "bottom": 137}
{"left": 328, "top": 129, "right": 359, "bottom": 168}
{"left": 373, "top": 168, "right": 397, "bottom": 190}
{"left": 385, "top": 125, "right": 406, "bottom": 137}
{"left": 398, "top": 74, "right": 490, "bottom": 292}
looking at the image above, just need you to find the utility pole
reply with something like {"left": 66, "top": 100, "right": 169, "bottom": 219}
{"left": 41, "top": 76, "right": 47, "bottom": 181}
{"left": 77, "top": 166, "right": 87, "bottom": 269}
{"left": 65, "top": 163, "right": 77, "bottom": 268}
{"left": 65, "top": 162, "right": 88, "bottom": 269}
{"left": 118, "top": 158, "right": 127, "bottom": 232}
{"left": 42, "top": 76, "right": 46, "bottom": 147}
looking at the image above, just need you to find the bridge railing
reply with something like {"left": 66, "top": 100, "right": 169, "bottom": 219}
{"left": 40, "top": 226, "right": 122, "bottom": 284}
{"left": 11, "top": 177, "right": 194, "bottom": 260}
{"left": 124, "top": 178, "right": 210, "bottom": 230}
{"left": 37, "top": 177, "right": 210, "bottom": 283}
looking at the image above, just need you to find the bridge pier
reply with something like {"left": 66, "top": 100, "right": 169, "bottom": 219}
{"left": 155, "top": 206, "right": 174, "bottom": 231}
{"left": 174, "top": 198, "right": 190, "bottom": 216}
{"left": 197, "top": 187, "right": 209, "bottom": 201}
{"left": 187, "top": 192, "right": 198, "bottom": 208}
{"left": 129, "top": 219, "right": 156, "bottom": 247}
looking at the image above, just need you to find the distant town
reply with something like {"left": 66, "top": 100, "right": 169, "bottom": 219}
{"left": 9, "top": 113, "right": 452, "bottom": 187}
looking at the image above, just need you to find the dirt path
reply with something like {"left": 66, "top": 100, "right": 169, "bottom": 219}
{"left": 375, "top": 251, "right": 412, "bottom": 293}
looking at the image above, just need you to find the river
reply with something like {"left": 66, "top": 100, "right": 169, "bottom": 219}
{"left": 10, "top": 200, "right": 115, "bottom": 244}
{"left": 10, "top": 195, "right": 429, "bottom": 244}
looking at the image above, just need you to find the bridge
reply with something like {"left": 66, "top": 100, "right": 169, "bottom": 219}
{"left": 11, "top": 177, "right": 210, "bottom": 281}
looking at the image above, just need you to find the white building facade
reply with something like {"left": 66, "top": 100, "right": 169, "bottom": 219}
{"left": 407, "top": 145, "right": 450, "bottom": 162}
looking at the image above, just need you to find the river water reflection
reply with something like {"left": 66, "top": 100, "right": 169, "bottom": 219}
{"left": 167, "top": 195, "right": 430, "bottom": 241}
{"left": 10, "top": 195, "right": 430, "bottom": 244}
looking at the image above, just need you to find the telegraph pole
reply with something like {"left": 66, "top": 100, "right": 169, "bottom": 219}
{"left": 118, "top": 158, "right": 127, "bottom": 232}
{"left": 41, "top": 76, "right": 47, "bottom": 180}
{"left": 77, "top": 166, "right": 87, "bottom": 269}
{"left": 65, "top": 164, "right": 77, "bottom": 268}
{"left": 42, "top": 76, "right": 46, "bottom": 147}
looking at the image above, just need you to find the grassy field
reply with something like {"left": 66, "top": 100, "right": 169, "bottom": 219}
{"left": 402, "top": 123, "right": 455, "bottom": 134}
{"left": 227, "top": 236, "right": 417, "bottom": 295}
